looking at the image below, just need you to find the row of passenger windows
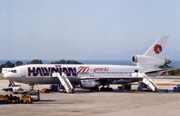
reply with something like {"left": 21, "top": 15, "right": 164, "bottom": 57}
{"left": 78, "top": 72, "right": 132, "bottom": 75}
{"left": 95, "top": 72, "right": 132, "bottom": 74}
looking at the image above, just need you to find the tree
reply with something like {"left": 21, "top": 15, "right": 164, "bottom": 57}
{"left": 3, "top": 61, "right": 15, "bottom": 68}
{"left": 15, "top": 61, "right": 23, "bottom": 66}
{"left": 27, "top": 59, "right": 43, "bottom": 64}
{"left": 0, "top": 61, "right": 15, "bottom": 72}
{"left": 51, "top": 59, "right": 82, "bottom": 64}
{"left": 0, "top": 65, "right": 3, "bottom": 73}
{"left": 174, "top": 69, "right": 180, "bottom": 75}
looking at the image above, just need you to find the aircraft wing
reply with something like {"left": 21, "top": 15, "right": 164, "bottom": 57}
{"left": 80, "top": 75, "right": 180, "bottom": 80}
{"left": 79, "top": 75, "right": 145, "bottom": 85}
{"left": 144, "top": 67, "right": 180, "bottom": 76}
{"left": 79, "top": 67, "right": 180, "bottom": 80}
{"left": 149, "top": 76, "right": 180, "bottom": 80}
{"left": 80, "top": 76, "right": 143, "bottom": 80}
{"left": 79, "top": 67, "right": 180, "bottom": 85}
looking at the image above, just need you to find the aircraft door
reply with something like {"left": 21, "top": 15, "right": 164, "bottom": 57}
{"left": 90, "top": 69, "right": 94, "bottom": 77}
{"left": 21, "top": 69, "right": 26, "bottom": 77}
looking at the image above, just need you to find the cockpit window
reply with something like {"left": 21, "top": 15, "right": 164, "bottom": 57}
{"left": 8, "top": 70, "right": 17, "bottom": 73}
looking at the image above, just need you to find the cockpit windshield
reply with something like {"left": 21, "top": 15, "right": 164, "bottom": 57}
{"left": 8, "top": 70, "right": 17, "bottom": 73}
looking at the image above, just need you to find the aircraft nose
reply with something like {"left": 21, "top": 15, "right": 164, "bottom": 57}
{"left": 0, "top": 74, "right": 4, "bottom": 78}
{"left": 3, "top": 72, "right": 13, "bottom": 79}
{"left": 3, "top": 73, "right": 8, "bottom": 78}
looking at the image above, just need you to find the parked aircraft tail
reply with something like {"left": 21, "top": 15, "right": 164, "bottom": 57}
{"left": 132, "top": 36, "right": 170, "bottom": 68}
{"left": 144, "top": 36, "right": 169, "bottom": 57}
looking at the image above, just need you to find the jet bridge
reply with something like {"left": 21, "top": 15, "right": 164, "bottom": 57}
{"left": 52, "top": 72, "right": 74, "bottom": 93}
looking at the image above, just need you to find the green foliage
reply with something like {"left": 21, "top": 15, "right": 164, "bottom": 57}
{"left": 3, "top": 61, "right": 15, "bottom": 68}
{"left": 0, "top": 65, "right": 3, "bottom": 73}
{"left": 51, "top": 59, "right": 82, "bottom": 64}
{"left": 0, "top": 61, "right": 15, "bottom": 73}
{"left": 15, "top": 61, "right": 23, "bottom": 66}
{"left": 162, "top": 69, "right": 180, "bottom": 76}
{"left": 27, "top": 59, "right": 43, "bottom": 64}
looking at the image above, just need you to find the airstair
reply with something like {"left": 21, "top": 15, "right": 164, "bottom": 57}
{"left": 132, "top": 72, "right": 159, "bottom": 91}
{"left": 142, "top": 77, "right": 159, "bottom": 91}
{"left": 52, "top": 72, "right": 74, "bottom": 93}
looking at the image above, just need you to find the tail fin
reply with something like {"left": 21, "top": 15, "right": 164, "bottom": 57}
{"left": 144, "top": 36, "right": 169, "bottom": 57}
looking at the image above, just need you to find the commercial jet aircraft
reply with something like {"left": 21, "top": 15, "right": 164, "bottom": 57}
{"left": 2, "top": 36, "right": 171, "bottom": 91}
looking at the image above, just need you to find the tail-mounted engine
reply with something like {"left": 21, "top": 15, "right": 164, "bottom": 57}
{"left": 132, "top": 55, "right": 171, "bottom": 67}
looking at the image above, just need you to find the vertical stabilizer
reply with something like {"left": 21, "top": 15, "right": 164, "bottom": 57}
{"left": 144, "top": 36, "right": 168, "bottom": 57}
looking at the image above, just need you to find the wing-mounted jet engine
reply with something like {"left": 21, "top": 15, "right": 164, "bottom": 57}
{"left": 80, "top": 80, "right": 101, "bottom": 89}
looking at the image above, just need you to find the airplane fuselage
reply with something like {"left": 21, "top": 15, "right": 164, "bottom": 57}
{"left": 4, "top": 64, "right": 145, "bottom": 85}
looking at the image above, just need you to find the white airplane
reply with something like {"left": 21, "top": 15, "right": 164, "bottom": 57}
{"left": 2, "top": 36, "right": 171, "bottom": 91}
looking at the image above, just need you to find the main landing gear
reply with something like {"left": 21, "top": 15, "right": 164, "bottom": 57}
{"left": 100, "top": 83, "right": 113, "bottom": 92}
{"left": 29, "top": 84, "right": 35, "bottom": 90}
{"left": 89, "top": 87, "right": 99, "bottom": 91}
{"left": 118, "top": 84, "right": 132, "bottom": 91}
{"left": 89, "top": 87, "right": 113, "bottom": 91}
{"left": 100, "top": 87, "right": 113, "bottom": 91}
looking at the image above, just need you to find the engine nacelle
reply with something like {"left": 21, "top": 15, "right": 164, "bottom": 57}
{"left": 80, "top": 80, "right": 101, "bottom": 89}
{"left": 132, "top": 55, "right": 170, "bottom": 67}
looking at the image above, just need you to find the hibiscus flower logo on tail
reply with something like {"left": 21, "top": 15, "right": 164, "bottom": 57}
{"left": 154, "top": 44, "right": 162, "bottom": 54}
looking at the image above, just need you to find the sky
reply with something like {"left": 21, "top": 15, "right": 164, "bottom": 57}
{"left": 0, "top": 0, "right": 180, "bottom": 61}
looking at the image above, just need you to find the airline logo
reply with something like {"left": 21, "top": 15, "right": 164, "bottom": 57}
{"left": 28, "top": 65, "right": 76, "bottom": 77}
{"left": 154, "top": 44, "right": 162, "bottom": 54}
{"left": 28, "top": 65, "right": 109, "bottom": 77}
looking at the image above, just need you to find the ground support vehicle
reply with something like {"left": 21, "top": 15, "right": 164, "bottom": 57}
{"left": 0, "top": 94, "right": 20, "bottom": 104}
{"left": 21, "top": 94, "right": 33, "bottom": 104}
{"left": 29, "top": 90, "right": 40, "bottom": 101}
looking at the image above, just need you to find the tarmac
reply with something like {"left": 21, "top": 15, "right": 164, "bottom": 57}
{"left": 0, "top": 79, "right": 180, "bottom": 116}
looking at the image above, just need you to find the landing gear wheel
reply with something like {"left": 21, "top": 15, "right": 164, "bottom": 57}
{"left": 29, "top": 84, "right": 35, "bottom": 90}
{"left": 124, "top": 84, "right": 131, "bottom": 90}
{"left": 89, "top": 87, "right": 99, "bottom": 91}
{"left": 118, "top": 84, "right": 132, "bottom": 91}
{"left": 100, "top": 87, "right": 113, "bottom": 91}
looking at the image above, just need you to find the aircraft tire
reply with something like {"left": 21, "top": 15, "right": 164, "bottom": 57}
{"left": 100, "top": 87, "right": 113, "bottom": 91}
